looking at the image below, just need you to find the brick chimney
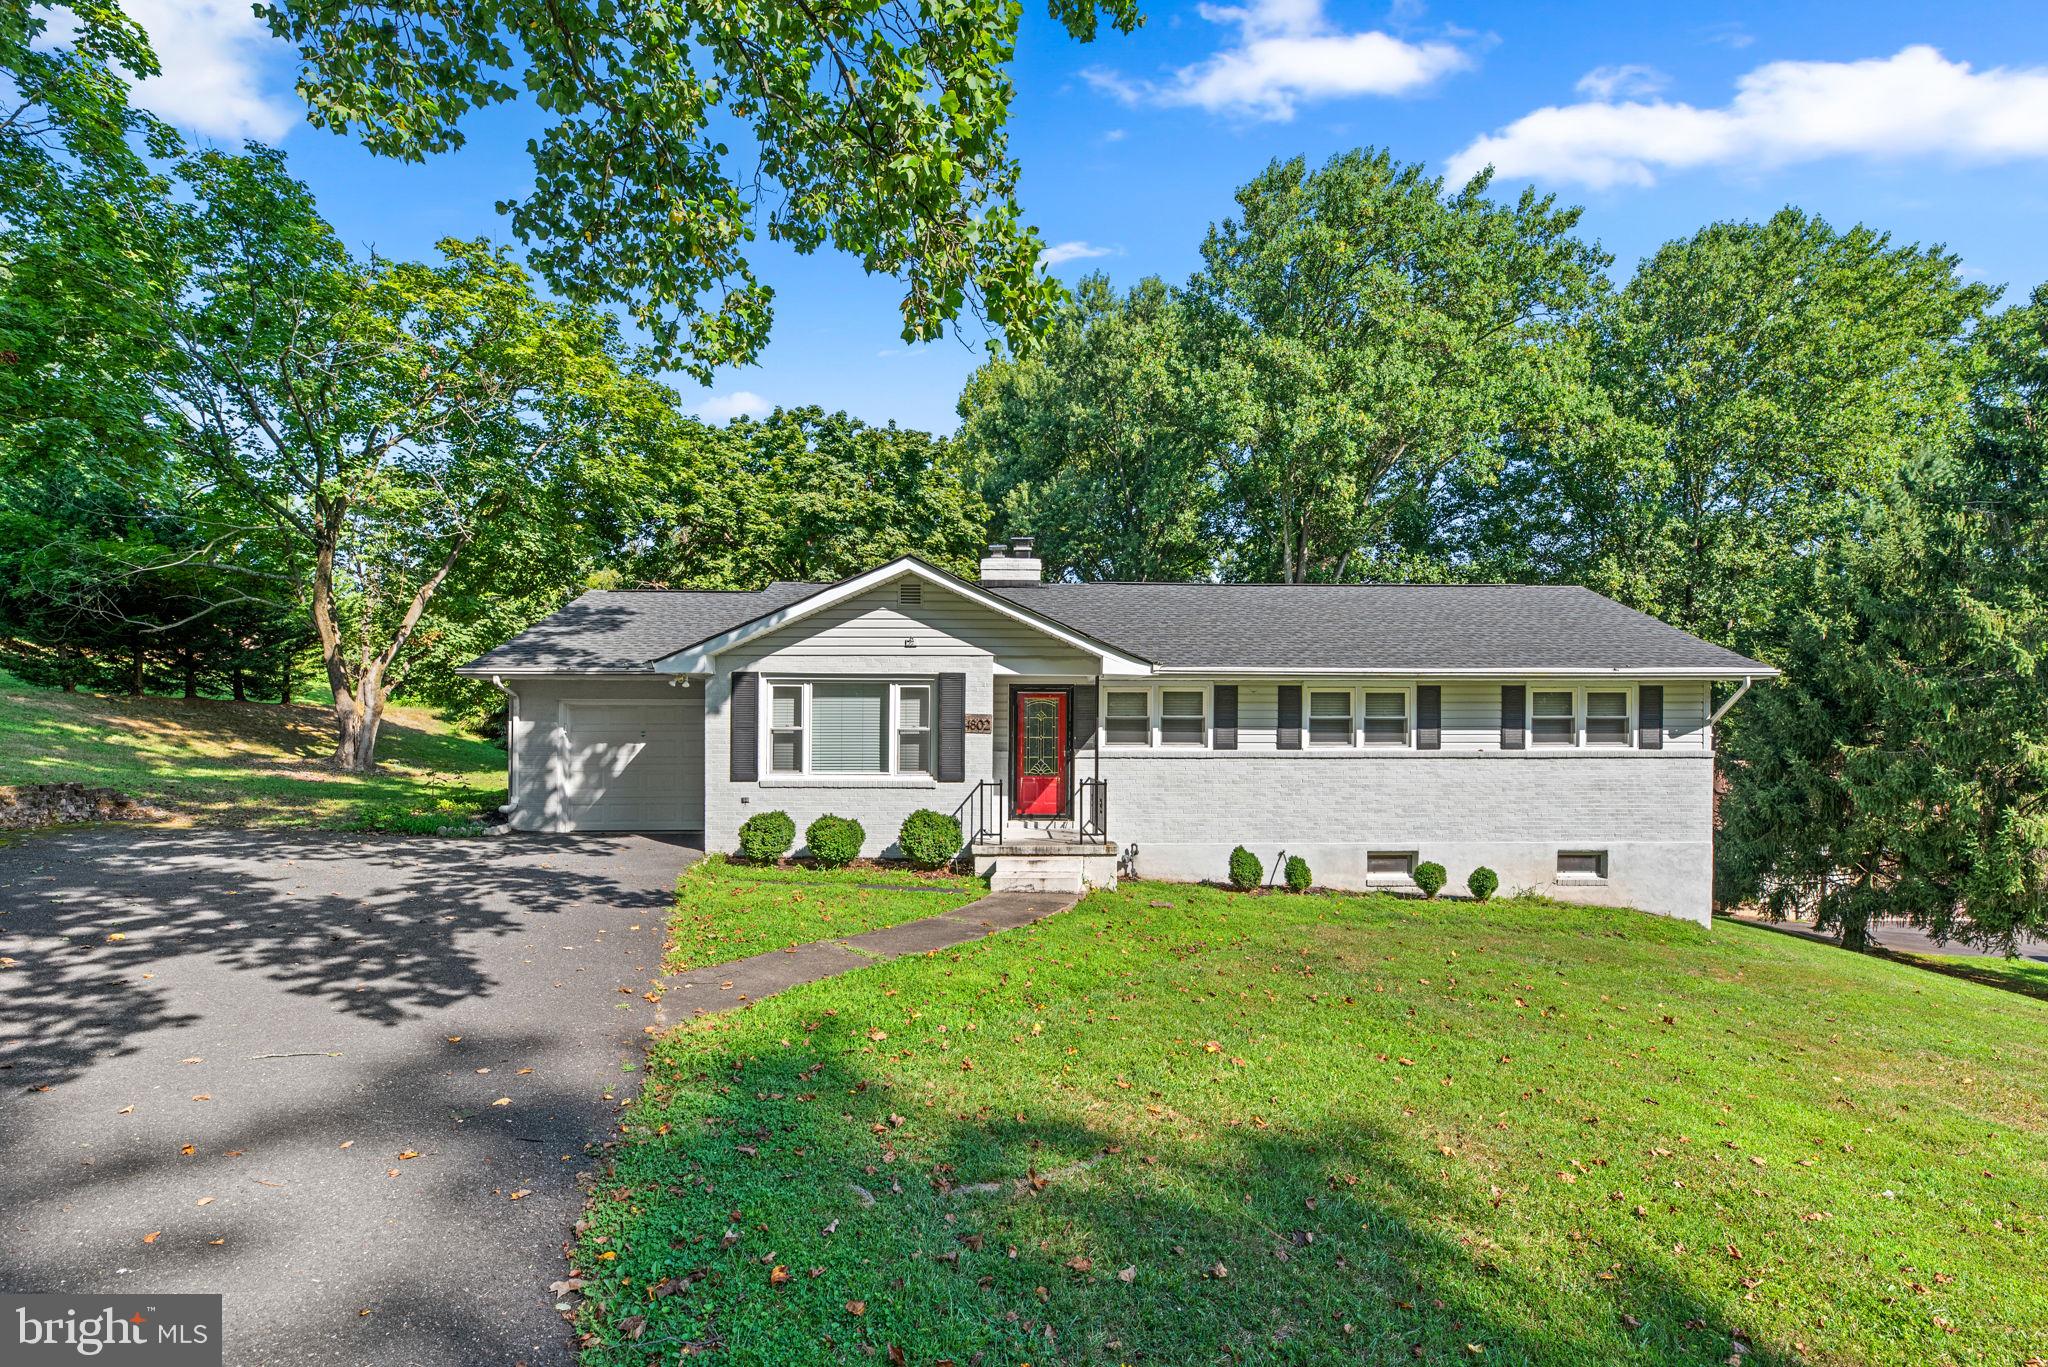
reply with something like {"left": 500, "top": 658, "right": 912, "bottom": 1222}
{"left": 978, "top": 536, "right": 1042, "bottom": 585}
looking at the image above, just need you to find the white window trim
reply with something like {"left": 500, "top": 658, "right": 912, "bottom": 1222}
{"left": 1529, "top": 683, "right": 1637, "bottom": 750}
{"left": 1305, "top": 684, "right": 1415, "bottom": 751}
{"left": 760, "top": 678, "right": 936, "bottom": 778}
{"left": 1098, "top": 683, "right": 1213, "bottom": 751}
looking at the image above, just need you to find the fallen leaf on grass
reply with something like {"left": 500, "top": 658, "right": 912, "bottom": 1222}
{"left": 768, "top": 1265, "right": 791, "bottom": 1286}
{"left": 397, "top": 1150, "right": 420, "bottom": 1160}
{"left": 1117, "top": 1265, "right": 1136, "bottom": 1283}
{"left": 1065, "top": 1255, "right": 1092, "bottom": 1273}
{"left": 845, "top": 1300, "right": 866, "bottom": 1317}
{"left": 508, "top": 1189, "right": 531, "bottom": 1200}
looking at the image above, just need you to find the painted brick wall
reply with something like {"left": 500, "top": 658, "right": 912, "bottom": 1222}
{"left": 1094, "top": 750, "right": 1716, "bottom": 924}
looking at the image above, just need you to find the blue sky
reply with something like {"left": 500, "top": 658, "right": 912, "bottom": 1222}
{"left": 120, "top": 0, "right": 2048, "bottom": 433}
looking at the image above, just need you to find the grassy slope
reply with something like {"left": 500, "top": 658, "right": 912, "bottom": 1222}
{"left": 580, "top": 877, "right": 2048, "bottom": 1366}
{"left": 668, "top": 855, "right": 985, "bottom": 971}
{"left": 1887, "top": 950, "right": 2048, "bottom": 1003}
{"left": 0, "top": 670, "right": 504, "bottom": 828}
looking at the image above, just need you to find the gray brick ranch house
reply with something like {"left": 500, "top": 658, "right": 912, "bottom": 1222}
{"left": 457, "top": 541, "right": 1773, "bottom": 925}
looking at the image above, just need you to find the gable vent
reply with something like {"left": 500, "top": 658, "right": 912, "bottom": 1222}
{"left": 898, "top": 580, "right": 922, "bottom": 606}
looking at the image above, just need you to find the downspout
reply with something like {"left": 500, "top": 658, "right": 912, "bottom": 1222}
{"left": 1707, "top": 675, "right": 1755, "bottom": 728}
{"left": 489, "top": 675, "right": 518, "bottom": 818}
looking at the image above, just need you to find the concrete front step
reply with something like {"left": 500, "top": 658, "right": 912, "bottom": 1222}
{"left": 988, "top": 857, "right": 1087, "bottom": 895}
{"left": 977, "top": 845, "right": 1119, "bottom": 893}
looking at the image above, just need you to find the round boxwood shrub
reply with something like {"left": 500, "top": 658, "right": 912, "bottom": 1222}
{"left": 804, "top": 814, "right": 865, "bottom": 868}
{"left": 1467, "top": 865, "right": 1499, "bottom": 902}
{"left": 1413, "top": 860, "right": 1448, "bottom": 899}
{"left": 1228, "top": 845, "right": 1263, "bottom": 891}
{"left": 1283, "top": 854, "right": 1312, "bottom": 893}
{"left": 737, "top": 809, "right": 796, "bottom": 863}
{"left": 897, "top": 808, "right": 963, "bottom": 871}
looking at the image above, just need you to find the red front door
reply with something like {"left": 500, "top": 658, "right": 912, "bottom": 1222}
{"left": 1014, "top": 692, "right": 1068, "bottom": 816}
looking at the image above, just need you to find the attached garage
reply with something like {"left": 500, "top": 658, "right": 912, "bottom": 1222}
{"left": 492, "top": 678, "right": 705, "bottom": 834}
{"left": 555, "top": 699, "right": 703, "bottom": 831}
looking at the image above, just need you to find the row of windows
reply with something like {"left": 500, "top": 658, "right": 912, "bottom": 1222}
{"left": 1102, "top": 684, "right": 1644, "bottom": 750}
{"left": 767, "top": 680, "right": 932, "bottom": 776}
{"left": 1368, "top": 850, "right": 1610, "bottom": 882}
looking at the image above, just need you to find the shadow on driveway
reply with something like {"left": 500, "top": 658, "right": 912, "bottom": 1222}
{"left": 0, "top": 829, "right": 696, "bottom": 1366}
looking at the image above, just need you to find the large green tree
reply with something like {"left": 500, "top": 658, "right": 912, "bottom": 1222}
{"left": 625, "top": 406, "right": 988, "bottom": 588}
{"left": 1719, "top": 293, "right": 2048, "bottom": 952}
{"left": 255, "top": 0, "right": 1141, "bottom": 373}
{"left": 1528, "top": 209, "right": 1992, "bottom": 653}
{"left": 960, "top": 274, "right": 1222, "bottom": 581}
{"left": 145, "top": 147, "right": 677, "bottom": 768}
{"left": 1184, "top": 149, "right": 1609, "bottom": 583}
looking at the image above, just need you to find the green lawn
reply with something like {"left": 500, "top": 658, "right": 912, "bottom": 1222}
{"left": 668, "top": 854, "right": 985, "bottom": 970}
{"left": 1887, "top": 950, "right": 2048, "bottom": 1003}
{"left": 0, "top": 670, "right": 504, "bottom": 829}
{"left": 578, "top": 876, "right": 2048, "bottom": 1366}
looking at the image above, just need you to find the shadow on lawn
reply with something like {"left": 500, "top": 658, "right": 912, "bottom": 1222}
{"left": 580, "top": 1045, "right": 1786, "bottom": 1366}
{"left": 0, "top": 828, "right": 673, "bottom": 1088}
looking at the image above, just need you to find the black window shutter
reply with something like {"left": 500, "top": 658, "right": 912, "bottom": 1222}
{"left": 1500, "top": 684, "right": 1525, "bottom": 750}
{"left": 1277, "top": 684, "right": 1302, "bottom": 750}
{"left": 1070, "top": 683, "right": 1098, "bottom": 756}
{"left": 1416, "top": 685, "right": 1441, "bottom": 750}
{"left": 1213, "top": 685, "right": 1238, "bottom": 750}
{"left": 1639, "top": 685, "right": 1664, "bottom": 750}
{"left": 730, "top": 672, "right": 759, "bottom": 780}
{"left": 937, "top": 672, "right": 966, "bottom": 782}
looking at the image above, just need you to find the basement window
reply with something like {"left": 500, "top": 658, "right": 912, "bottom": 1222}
{"left": 1367, "top": 851, "right": 1416, "bottom": 882}
{"left": 1557, "top": 850, "right": 1609, "bottom": 880}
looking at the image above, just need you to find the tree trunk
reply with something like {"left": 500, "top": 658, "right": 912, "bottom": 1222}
{"left": 129, "top": 636, "right": 144, "bottom": 695}
{"left": 279, "top": 654, "right": 293, "bottom": 705}
{"left": 231, "top": 667, "right": 246, "bottom": 702}
{"left": 333, "top": 678, "right": 384, "bottom": 771}
{"left": 180, "top": 650, "right": 196, "bottom": 700}
{"left": 59, "top": 643, "right": 76, "bottom": 692}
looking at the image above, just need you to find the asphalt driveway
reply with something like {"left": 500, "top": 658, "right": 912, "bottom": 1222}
{"left": 0, "top": 829, "right": 698, "bottom": 1366}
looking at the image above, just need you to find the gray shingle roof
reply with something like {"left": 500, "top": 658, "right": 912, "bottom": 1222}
{"left": 458, "top": 584, "right": 819, "bottom": 673}
{"left": 460, "top": 572, "right": 1772, "bottom": 676}
{"left": 988, "top": 582, "right": 1771, "bottom": 673}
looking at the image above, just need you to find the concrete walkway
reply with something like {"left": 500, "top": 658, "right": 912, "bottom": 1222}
{"left": 656, "top": 888, "right": 1077, "bottom": 1027}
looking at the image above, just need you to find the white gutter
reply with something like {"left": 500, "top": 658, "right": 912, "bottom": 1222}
{"left": 1707, "top": 675, "right": 1756, "bottom": 727}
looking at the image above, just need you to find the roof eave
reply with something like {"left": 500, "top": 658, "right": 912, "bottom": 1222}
{"left": 647, "top": 556, "right": 1156, "bottom": 675}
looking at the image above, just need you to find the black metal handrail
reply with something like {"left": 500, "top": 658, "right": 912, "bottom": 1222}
{"left": 954, "top": 777, "right": 1005, "bottom": 846}
{"left": 1073, "top": 776, "right": 1108, "bottom": 841}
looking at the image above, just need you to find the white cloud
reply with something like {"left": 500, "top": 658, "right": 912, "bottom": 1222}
{"left": 1037, "top": 240, "right": 1118, "bottom": 268}
{"left": 692, "top": 390, "right": 772, "bottom": 423}
{"left": 1574, "top": 64, "right": 1666, "bottom": 100}
{"left": 118, "top": 0, "right": 296, "bottom": 140}
{"left": 1448, "top": 45, "right": 2048, "bottom": 190}
{"left": 1102, "top": 127, "right": 1128, "bottom": 142}
{"left": 1082, "top": 0, "right": 1470, "bottom": 121}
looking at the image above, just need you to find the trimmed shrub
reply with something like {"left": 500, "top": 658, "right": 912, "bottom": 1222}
{"left": 897, "top": 808, "right": 963, "bottom": 871}
{"left": 1228, "top": 845, "right": 1263, "bottom": 891}
{"left": 737, "top": 809, "right": 796, "bottom": 863}
{"left": 1283, "top": 855, "right": 1312, "bottom": 893}
{"left": 804, "top": 814, "right": 865, "bottom": 868}
{"left": 1467, "top": 866, "right": 1499, "bottom": 902}
{"left": 1413, "top": 860, "right": 1447, "bottom": 899}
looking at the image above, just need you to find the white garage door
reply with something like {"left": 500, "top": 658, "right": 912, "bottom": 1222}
{"left": 558, "top": 700, "right": 703, "bottom": 831}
